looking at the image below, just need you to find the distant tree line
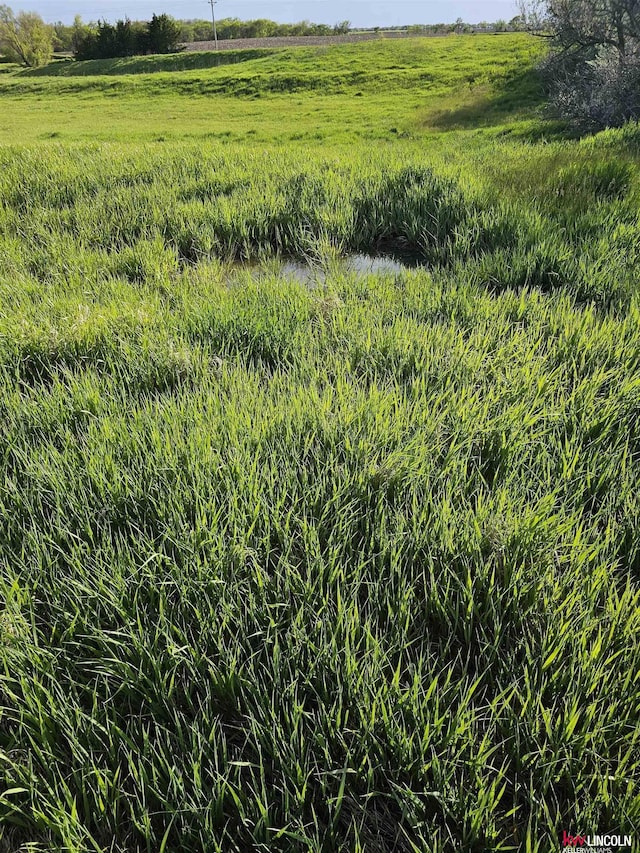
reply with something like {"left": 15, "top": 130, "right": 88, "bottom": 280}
{"left": 400, "top": 18, "right": 525, "bottom": 35}
{"left": 2, "top": 10, "right": 528, "bottom": 69}
{"left": 179, "top": 18, "right": 352, "bottom": 42}
{"left": 177, "top": 17, "right": 525, "bottom": 42}
{"left": 71, "top": 14, "right": 181, "bottom": 59}
{"left": 46, "top": 17, "right": 353, "bottom": 53}
{"left": 46, "top": 16, "right": 527, "bottom": 55}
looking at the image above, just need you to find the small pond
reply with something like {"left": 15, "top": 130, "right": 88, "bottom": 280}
{"left": 229, "top": 252, "right": 424, "bottom": 286}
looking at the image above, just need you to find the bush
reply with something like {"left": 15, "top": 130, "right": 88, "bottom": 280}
{"left": 543, "top": 47, "right": 640, "bottom": 132}
{"left": 523, "top": 0, "right": 640, "bottom": 130}
{"left": 553, "top": 159, "right": 633, "bottom": 201}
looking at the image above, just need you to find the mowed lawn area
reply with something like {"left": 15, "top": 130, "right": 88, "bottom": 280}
{"left": 0, "top": 34, "right": 639, "bottom": 853}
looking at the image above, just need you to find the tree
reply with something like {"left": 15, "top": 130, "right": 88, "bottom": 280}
{"left": 521, "top": 0, "right": 640, "bottom": 58}
{"left": 520, "top": 0, "right": 640, "bottom": 128}
{"left": 333, "top": 20, "right": 351, "bottom": 34}
{"left": 70, "top": 15, "right": 91, "bottom": 54}
{"left": 518, "top": 0, "right": 550, "bottom": 31}
{"left": 52, "top": 20, "right": 73, "bottom": 51}
{"left": 146, "top": 13, "right": 181, "bottom": 53}
{"left": 113, "top": 18, "right": 141, "bottom": 56}
{"left": 74, "top": 17, "right": 147, "bottom": 60}
{"left": 0, "top": 5, "right": 53, "bottom": 67}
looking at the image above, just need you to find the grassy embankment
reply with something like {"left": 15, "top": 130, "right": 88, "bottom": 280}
{"left": 0, "top": 35, "right": 544, "bottom": 143}
{"left": 0, "top": 34, "right": 640, "bottom": 853}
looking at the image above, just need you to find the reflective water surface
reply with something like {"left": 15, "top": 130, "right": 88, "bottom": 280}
{"left": 229, "top": 253, "right": 424, "bottom": 285}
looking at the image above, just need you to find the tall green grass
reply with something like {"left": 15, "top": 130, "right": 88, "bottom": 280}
{"left": 0, "top": 33, "right": 639, "bottom": 853}
{"left": 2, "top": 259, "right": 640, "bottom": 851}
{"left": 0, "top": 142, "right": 637, "bottom": 305}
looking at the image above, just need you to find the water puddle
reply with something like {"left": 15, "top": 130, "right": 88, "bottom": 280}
{"left": 228, "top": 252, "right": 423, "bottom": 286}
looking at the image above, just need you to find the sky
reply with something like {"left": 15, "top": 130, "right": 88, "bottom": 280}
{"left": 31, "top": 0, "right": 521, "bottom": 27}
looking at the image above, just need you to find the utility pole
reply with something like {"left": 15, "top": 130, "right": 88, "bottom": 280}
{"left": 208, "top": 0, "right": 218, "bottom": 50}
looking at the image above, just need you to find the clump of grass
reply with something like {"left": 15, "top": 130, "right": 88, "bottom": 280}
{"left": 553, "top": 160, "right": 633, "bottom": 201}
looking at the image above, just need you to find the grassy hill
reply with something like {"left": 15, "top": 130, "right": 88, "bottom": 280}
{"left": 21, "top": 47, "right": 279, "bottom": 76}
{"left": 0, "top": 33, "right": 639, "bottom": 853}
{"left": 19, "top": 35, "right": 540, "bottom": 82}
{"left": 0, "top": 36, "right": 545, "bottom": 144}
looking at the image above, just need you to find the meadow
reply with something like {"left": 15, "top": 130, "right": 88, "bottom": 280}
{"left": 0, "top": 34, "right": 639, "bottom": 853}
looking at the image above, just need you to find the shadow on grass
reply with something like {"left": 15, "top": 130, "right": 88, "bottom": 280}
{"left": 421, "top": 68, "right": 549, "bottom": 131}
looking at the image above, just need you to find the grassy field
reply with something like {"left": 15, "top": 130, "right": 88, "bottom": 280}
{"left": 0, "top": 36, "right": 544, "bottom": 143}
{"left": 0, "top": 34, "right": 639, "bottom": 853}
